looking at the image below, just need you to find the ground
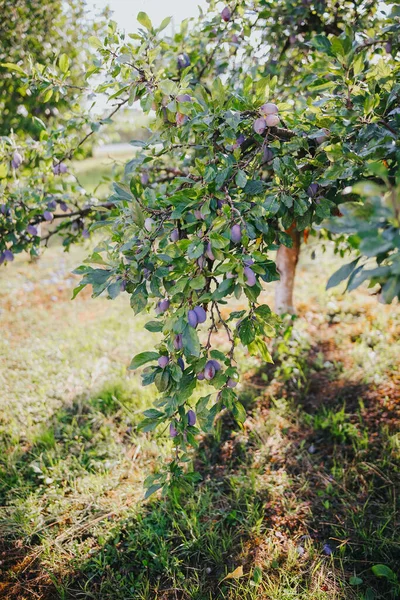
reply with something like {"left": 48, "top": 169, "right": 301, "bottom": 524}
{"left": 0, "top": 230, "right": 399, "bottom": 599}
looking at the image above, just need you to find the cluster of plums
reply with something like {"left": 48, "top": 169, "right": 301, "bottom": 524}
{"left": 188, "top": 305, "right": 207, "bottom": 327}
{"left": 10, "top": 151, "right": 68, "bottom": 177}
{"left": 253, "top": 102, "right": 280, "bottom": 134}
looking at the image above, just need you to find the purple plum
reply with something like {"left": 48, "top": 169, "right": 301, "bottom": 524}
{"left": 158, "top": 298, "right": 170, "bottom": 313}
{"left": 170, "top": 228, "right": 180, "bottom": 242}
{"left": 177, "top": 53, "right": 191, "bottom": 69}
{"left": 176, "top": 112, "right": 188, "bottom": 126}
{"left": 206, "top": 242, "right": 215, "bottom": 261}
{"left": 197, "top": 256, "right": 206, "bottom": 269}
{"left": 262, "top": 147, "right": 274, "bottom": 164}
{"left": 194, "top": 209, "right": 204, "bottom": 220}
{"left": 59, "top": 201, "right": 68, "bottom": 212}
{"left": 227, "top": 378, "right": 238, "bottom": 388}
{"left": 188, "top": 309, "right": 198, "bottom": 328}
{"left": 177, "top": 357, "right": 185, "bottom": 371}
{"left": 170, "top": 422, "right": 178, "bottom": 438}
{"left": 27, "top": 225, "right": 38, "bottom": 236}
{"left": 197, "top": 372, "right": 205, "bottom": 381}
{"left": 43, "top": 211, "right": 53, "bottom": 222}
{"left": 194, "top": 305, "right": 207, "bottom": 323}
{"left": 141, "top": 172, "right": 149, "bottom": 185}
{"left": 173, "top": 334, "right": 183, "bottom": 350}
{"left": 233, "top": 133, "right": 245, "bottom": 149}
{"left": 3, "top": 249, "right": 14, "bottom": 262}
{"left": 82, "top": 229, "right": 90, "bottom": 239}
{"left": 230, "top": 224, "right": 242, "bottom": 244}
{"left": 209, "top": 359, "right": 221, "bottom": 371}
{"left": 11, "top": 151, "right": 23, "bottom": 169}
{"left": 307, "top": 183, "right": 319, "bottom": 197}
{"left": 176, "top": 94, "right": 191, "bottom": 102}
{"left": 243, "top": 256, "right": 254, "bottom": 266}
{"left": 47, "top": 199, "right": 57, "bottom": 210}
{"left": 244, "top": 266, "right": 257, "bottom": 286}
{"left": 221, "top": 6, "right": 231, "bottom": 21}
{"left": 204, "top": 361, "right": 216, "bottom": 380}
{"left": 187, "top": 410, "right": 196, "bottom": 426}
{"left": 158, "top": 355, "right": 169, "bottom": 368}
{"left": 253, "top": 117, "right": 267, "bottom": 134}
{"left": 260, "top": 102, "right": 278, "bottom": 115}
{"left": 265, "top": 114, "right": 280, "bottom": 127}
{"left": 52, "top": 162, "right": 67, "bottom": 175}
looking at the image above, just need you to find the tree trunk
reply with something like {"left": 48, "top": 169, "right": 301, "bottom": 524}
{"left": 275, "top": 224, "right": 301, "bottom": 314}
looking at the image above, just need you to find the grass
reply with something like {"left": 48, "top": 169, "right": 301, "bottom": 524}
{"left": 0, "top": 230, "right": 399, "bottom": 599}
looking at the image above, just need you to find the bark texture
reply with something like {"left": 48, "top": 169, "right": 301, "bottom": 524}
{"left": 275, "top": 223, "right": 301, "bottom": 314}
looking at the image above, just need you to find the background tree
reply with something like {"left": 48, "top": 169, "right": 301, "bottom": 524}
{"left": 0, "top": 0, "right": 399, "bottom": 493}
{"left": 0, "top": 0, "right": 106, "bottom": 137}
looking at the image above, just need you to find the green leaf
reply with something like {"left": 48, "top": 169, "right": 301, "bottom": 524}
{"left": 210, "top": 232, "right": 229, "bottom": 249}
{"left": 244, "top": 180, "right": 265, "bottom": 195}
{"left": 371, "top": 565, "right": 396, "bottom": 581}
{"left": 137, "top": 11, "right": 153, "bottom": 31}
{"left": 182, "top": 325, "right": 201, "bottom": 357}
{"left": 0, "top": 62, "right": 26, "bottom": 74}
{"left": 235, "top": 170, "right": 248, "bottom": 189}
{"left": 107, "top": 281, "right": 121, "bottom": 299}
{"left": 143, "top": 408, "right": 164, "bottom": 418}
{"left": 71, "top": 283, "right": 86, "bottom": 299}
{"left": 309, "top": 35, "right": 332, "bottom": 53}
{"left": 254, "top": 304, "right": 272, "bottom": 321}
{"left": 129, "top": 352, "right": 159, "bottom": 370}
{"left": 326, "top": 258, "right": 360, "bottom": 290}
{"left": 211, "top": 77, "right": 225, "bottom": 104}
{"left": 212, "top": 278, "right": 234, "bottom": 300}
{"left": 352, "top": 181, "right": 383, "bottom": 197}
{"left": 238, "top": 318, "right": 255, "bottom": 345}
{"left": 190, "top": 274, "right": 206, "bottom": 289}
{"left": 59, "top": 53, "right": 70, "bottom": 73}
{"left": 157, "top": 16, "right": 171, "bottom": 33}
{"left": 349, "top": 576, "right": 363, "bottom": 586}
{"left": 42, "top": 88, "right": 53, "bottom": 102}
{"left": 155, "top": 370, "right": 169, "bottom": 392}
{"left": 144, "top": 483, "right": 162, "bottom": 499}
{"left": 232, "top": 400, "right": 246, "bottom": 424}
{"left": 88, "top": 36, "right": 103, "bottom": 48}
{"left": 144, "top": 321, "right": 163, "bottom": 332}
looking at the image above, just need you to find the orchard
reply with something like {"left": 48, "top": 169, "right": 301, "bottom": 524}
{"left": 0, "top": 1, "right": 400, "bottom": 598}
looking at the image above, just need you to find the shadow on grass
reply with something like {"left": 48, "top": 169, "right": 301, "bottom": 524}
{"left": 1, "top": 341, "right": 399, "bottom": 600}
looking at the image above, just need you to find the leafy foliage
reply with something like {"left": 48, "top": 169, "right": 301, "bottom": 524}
{"left": 0, "top": 0, "right": 107, "bottom": 136}
{"left": 0, "top": 0, "right": 399, "bottom": 491}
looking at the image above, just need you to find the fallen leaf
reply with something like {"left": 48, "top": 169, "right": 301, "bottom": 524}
{"left": 221, "top": 566, "right": 244, "bottom": 582}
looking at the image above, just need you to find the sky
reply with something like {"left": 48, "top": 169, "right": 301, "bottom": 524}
{"left": 87, "top": 0, "right": 208, "bottom": 33}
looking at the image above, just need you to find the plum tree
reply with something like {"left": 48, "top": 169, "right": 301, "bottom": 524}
{"left": 0, "top": 1, "right": 399, "bottom": 493}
